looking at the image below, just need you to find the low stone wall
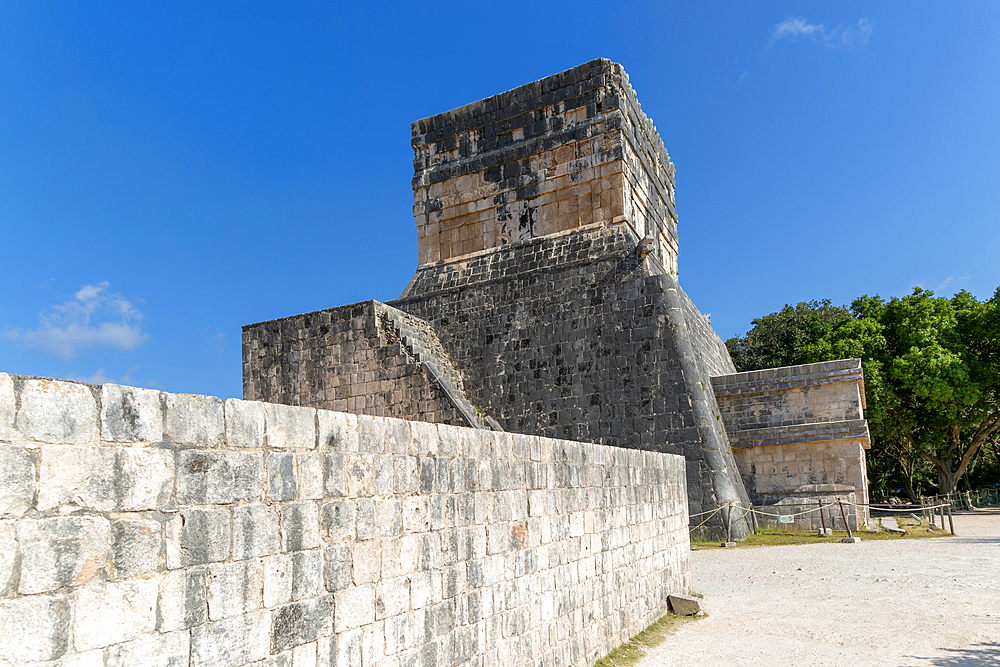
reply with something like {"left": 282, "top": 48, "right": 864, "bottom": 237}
{"left": 0, "top": 373, "right": 690, "bottom": 667}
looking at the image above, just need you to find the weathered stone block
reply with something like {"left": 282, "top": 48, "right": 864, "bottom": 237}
{"left": 297, "top": 452, "right": 323, "bottom": 500}
{"left": 317, "top": 410, "right": 357, "bottom": 451}
{"left": 0, "top": 444, "right": 34, "bottom": 518}
{"left": 351, "top": 539, "right": 381, "bottom": 585}
{"left": 323, "top": 545, "right": 352, "bottom": 593}
{"left": 321, "top": 500, "right": 356, "bottom": 545}
{"left": 17, "top": 515, "right": 110, "bottom": 594}
{"left": 271, "top": 597, "right": 333, "bottom": 654}
{"left": 16, "top": 378, "right": 97, "bottom": 444}
{"left": 106, "top": 629, "right": 190, "bottom": 667}
{"left": 376, "top": 575, "right": 410, "bottom": 620}
{"left": 225, "top": 398, "right": 265, "bottom": 448}
{"left": 0, "top": 373, "right": 13, "bottom": 442}
{"left": 233, "top": 503, "right": 280, "bottom": 560}
{"left": 335, "top": 584, "right": 375, "bottom": 632}
{"left": 0, "top": 521, "right": 15, "bottom": 595}
{"left": 269, "top": 452, "right": 297, "bottom": 501}
{"left": 111, "top": 519, "right": 161, "bottom": 579}
{"left": 403, "top": 496, "right": 430, "bottom": 533}
{"left": 190, "top": 610, "right": 271, "bottom": 667}
{"left": 409, "top": 421, "right": 438, "bottom": 456}
{"left": 176, "top": 449, "right": 263, "bottom": 506}
{"left": 266, "top": 403, "right": 316, "bottom": 449}
{"left": 100, "top": 384, "right": 163, "bottom": 442}
{"left": 208, "top": 559, "right": 264, "bottom": 620}
{"left": 263, "top": 553, "right": 293, "bottom": 609}
{"left": 292, "top": 550, "right": 324, "bottom": 601}
{"left": 281, "top": 501, "right": 320, "bottom": 552}
{"left": 72, "top": 578, "right": 158, "bottom": 650}
{"left": 0, "top": 594, "right": 70, "bottom": 662}
{"left": 166, "top": 508, "right": 230, "bottom": 567}
{"left": 164, "top": 392, "right": 225, "bottom": 446}
{"left": 38, "top": 445, "right": 174, "bottom": 512}
{"left": 322, "top": 452, "right": 348, "bottom": 498}
{"left": 668, "top": 593, "right": 702, "bottom": 616}
{"left": 158, "top": 567, "right": 208, "bottom": 631}
{"left": 410, "top": 570, "right": 442, "bottom": 610}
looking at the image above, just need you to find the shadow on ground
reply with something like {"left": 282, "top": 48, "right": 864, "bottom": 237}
{"left": 906, "top": 642, "right": 1000, "bottom": 666}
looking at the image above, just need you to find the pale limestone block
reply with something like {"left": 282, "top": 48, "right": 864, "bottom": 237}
{"left": 361, "top": 619, "right": 385, "bottom": 665}
{"left": 265, "top": 403, "right": 316, "bottom": 449}
{"left": 408, "top": 420, "right": 438, "bottom": 456}
{"left": 376, "top": 576, "right": 410, "bottom": 620}
{"left": 296, "top": 452, "right": 323, "bottom": 500}
{"left": 356, "top": 414, "right": 385, "bottom": 454}
{"left": 176, "top": 449, "right": 263, "bottom": 506}
{"left": 16, "top": 378, "right": 97, "bottom": 445}
{"left": 355, "top": 498, "right": 375, "bottom": 541}
{"left": 281, "top": 502, "right": 320, "bottom": 552}
{"left": 0, "top": 594, "right": 69, "bottom": 662}
{"left": 207, "top": 559, "right": 264, "bottom": 620}
{"left": 409, "top": 570, "right": 441, "bottom": 610}
{"left": 0, "top": 521, "right": 15, "bottom": 595}
{"left": 321, "top": 500, "right": 356, "bottom": 545}
{"left": 106, "top": 629, "right": 190, "bottom": 667}
{"left": 376, "top": 498, "right": 402, "bottom": 537}
{"left": 268, "top": 452, "right": 296, "bottom": 501}
{"left": 55, "top": 649, "right": 106, "bottom": 667}
{"left": 323, "top": 545, "right": 351, "bottom": 593}
{"left": 382, "top": 417, "right": 412, "bottom": 455}
{"left": 393, "top": 455, "right": 418, "bottom": 495}
{"left": 292, "top": 642, "right": 317, "bottom": 667}
{"left": 224, "top": 398, "right": 265, "bottom": 448}
{"left": 351, "top": 540, "right": 381, "bottom": 585}
{"left": 165, "top": 508, "right": 230, "bottom": 568}
{"left": 100, "top": 384, "right": 163, "bottom": 442}
{"left": 72, "top": 578, "right": 158, "bottom": 650}
{"left": 322, "top": 452, "right": 348, "bottom": 497}
{"left": 345, "top": 454, "right": 375, "bottom": 496}
{"left": 158, "top": 567, "right": 208, "bottom": 632}
{"left": 111, "top": 519, "right": 161, "bottom": 579}
{"left": 263, "top": 554, "right": 293, "bottom": 609}
{"left": 38, "top": 445, "right": 174, "bottom": 512}
{"left": 163, "top": 392, "right": 224, "bottom": 447}
{"left": 331, "top": 628, "right": 362, "bottom": 666}
{"left": 233, "top": 503, "right": 280, "bottom": 560}
{"left": 403, "top": 496, "right": 430, "bottom": 533}
{"left": 190, "top": 610, "right": 271, "bottom": 667}
{"left": 0, "top": 444, "right": 34, "bottom": 518}
{"left": 0, "top": 374, "right": 13, "bottom": 442}
{"left": 270, "top": 597, "right": 332, "bottom": 654}
{"left": 317, "top": 411, "right": 357, "bottom": 452}
{"left": 291, "top": 550, "right": 323, "bottom": 601}
{"left": 17, "top": 515, "right": 110, "bottom": 594}
{"left": 335, "top": 585, "right": 375, "bottom": 632}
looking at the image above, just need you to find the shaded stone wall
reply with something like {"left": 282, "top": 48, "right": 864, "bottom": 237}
{"left": 0, "top": 373, "right": 690, "bottom": 667}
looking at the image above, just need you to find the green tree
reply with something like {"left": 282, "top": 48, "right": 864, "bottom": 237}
{"left": 725, "top": 300, "right": 852, "bottom": 372}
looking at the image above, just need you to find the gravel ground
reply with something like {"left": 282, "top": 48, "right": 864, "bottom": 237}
{"left": 639, "top": 509, "right": 1000, "bottom": 667}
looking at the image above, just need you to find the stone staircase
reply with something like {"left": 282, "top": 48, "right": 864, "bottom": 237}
{"left": 374, "top": 302, "right": 500, "bottom": 431}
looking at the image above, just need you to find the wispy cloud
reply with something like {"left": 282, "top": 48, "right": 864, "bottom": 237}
{"left": 769, "top": 17, "right": 873, "bottom": 51}
{"left": 68, "top": 366, "right": 140, "bottom": 386}
{"left": 7, "top": 282, "right": 148, "bottom": 361}
{"left": 935, "top": 274, "right": 972, "bottom": 293}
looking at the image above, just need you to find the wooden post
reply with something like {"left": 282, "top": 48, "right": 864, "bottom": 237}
{"left": 838, "top": 499, "right": 853, "bottom": 539}
{"left": 947, "top": 501, "right": 955, "bottom": 535}
{"left": 750, "top": 504, "right": 758, "bottom": 536}
{"left": 818, "top": 500, "right": 828, "bottom": 535}
{"left": 726, "top": 502, "right": 733, "bottom": 543}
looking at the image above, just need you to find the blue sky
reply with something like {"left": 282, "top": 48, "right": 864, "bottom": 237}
{"left": 2, "top": 2, "right": 998, "bottom": 399}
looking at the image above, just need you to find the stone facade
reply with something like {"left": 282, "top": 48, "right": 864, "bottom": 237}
{"left": 711, "top": 359, "right": 871, "bottom": 527}
{"left": 0, "top": 372, "right": 690, "bottom": 667}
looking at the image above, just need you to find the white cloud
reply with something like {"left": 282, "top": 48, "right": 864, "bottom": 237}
{"left": 12, "top": 282, "right": 148, "bottom": 361}
{"left": 770, "top": 17, "right": 872, "bottom": 51}
{"left": 68, "top": 366, "right": 140, "bottom": 386}
{"left": 935, "top": 274, "right": 972, "bottom": 293}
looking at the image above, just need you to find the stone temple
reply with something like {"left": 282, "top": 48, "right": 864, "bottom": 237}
{"left": 243, "top": 59, "right": 871, "bottom": 538}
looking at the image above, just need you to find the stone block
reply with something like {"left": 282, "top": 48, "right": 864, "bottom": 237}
{"left": 166, "top": 508, "right": 230, "bottom": 567}
{"left": 72, "top": 578, "right": 158, "bottom": 650}
{"left": 190, "top": 610, "right": 271, "bottom": 667}
{"left": 357, "top": 414, "right": 386, "bottom": 453}
{"left": 403, "top": 496, "right": 430, "bottom": 533}
{"left": 16, "top": 378, "right": 97, "bottom": 444}
{"left": 164, "top": 392, "right": 225, "bottom": 446}
{"left": 282, "top": 502, "right": 320, "bottom": 552}
{"left": 292, "top": 550, "right": 324, "bottom": 601}
{"left": 111, "top": 519, "right": 161, "bottom": 579}
{"left": 330, "top": 628, "right": 362, "bottom": 667}
{"left": 17, "top": 515, "right": 110, "bottom": 594}
{"left": 352, "top": 540, "right": 382, "bottom": 585}
{"left": 322, "top": 452, "right": 348, "bottom": 498}
{"left": 0, "top": 521, "right": 15, "bottom": 595}
{"left": 158, "top": 567, "right": 208, "bottom": 631}
{"left": 208, "top": 559, "right": 264, "bottom": 620}
{"left": 106, "top": 629, "right": 190, "bottom": 667}
{"left": 394, "top": 455, "right": 418, "bottom": 495}
{"left": 323, "top": 545, "right": 352, "bottom": 593}
{"left": 38, "top": 445, "right": 174, "bottom": 512}
{"left": 409, "top": 420, "right": 438, "bottom": 456}
{"left": 297, "top": 452, "right": 323, "bottom": 500}
{"left": 263, "top": 554, "right": 293, "bottom": 609}
{"left": 100, "top": 384, "right": 163, "bottom": 442}
{"left": 266, "top": 403, "right": 316, "bottom": 449}
{"left": 0, "top": 594, "right": 70, "bottom": 663}
{"left": 292, "top": 642, "right": 318, "bottom": 667}
{"left": 317, "top": 410, "right": 357, "bottom": 451}
{"left": 356, "top": 498, "right": 376, "bottom": 540}
{"left": 0, "top": 373, "right": 13, "bottom": 442}
{"left": 321, "top": 500, "right": 356, "bottom": 545}
{"left": 376, "top": 576, "right": 410, "bottom": 620}
{"left": 271, "top": 597, "right": 333, "bottom": 654}
{"left": 225, "top": 398, "right": 266, "bottom": 448}
{"left": 377, "top": 498, "right": 403, "bottom": 537}
{"left": 335, "top": 585, "right": 375, "bottom": 632}
{"left": 177, "top": 449, "right": 263, "bottom": 506}
{"left": 233, "top": 503, "right": 280, "bottom": 560}
{"left": 410, "top": 570, "right": 441, "bottom": 610}
{"left": 269, "top": 452, "right": 297, "bottom": 501}
{"left": 0, "top": 444, "right": 34, "bottom": 518}
{"left": 346, "top": 454, "right": 376, "bottom": 496}
{"left": 667, "top": 594, "right": 701, "bottom": 616}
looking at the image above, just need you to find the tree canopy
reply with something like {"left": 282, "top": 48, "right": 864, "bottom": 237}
{"left": 726, "top": 287, "right": 1000, "bottom": 497}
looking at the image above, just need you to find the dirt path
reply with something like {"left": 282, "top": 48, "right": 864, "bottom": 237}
{"left": 639, "top": 509, "right": 1000, "bottom": 667}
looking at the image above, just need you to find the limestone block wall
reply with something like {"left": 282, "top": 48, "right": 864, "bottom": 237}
{"left": 732, "top": 440, "right": 869, "bottom": 505}
{"left": 0, "top": 373, "right": 690, "bottom": 667}
{"left": 411, "top": 59, "right": 678, "bottom": 272}
{"left": 243, "top": 301, "right": 468, "bottom": 426}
